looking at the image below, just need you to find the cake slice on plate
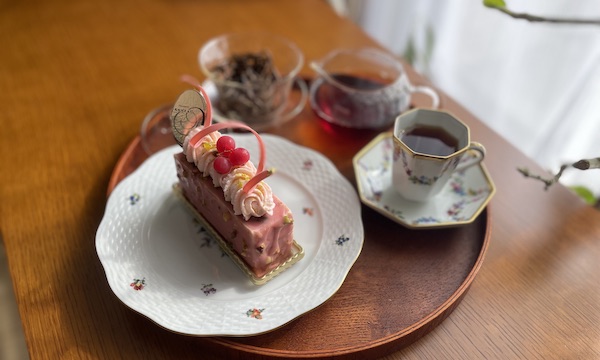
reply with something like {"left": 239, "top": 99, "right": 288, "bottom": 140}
{"left": 171, "top": 86, "right": 302, "bottom": 285}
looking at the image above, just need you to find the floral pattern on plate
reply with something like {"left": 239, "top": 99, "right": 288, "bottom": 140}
{"left": 130, "top": 278, "right": 146, "bottom": 291}
{"left": 353, "top": 133, "right": 495, "bottom": 229}
{"left": 96, "top": 134, "right": 364, "bottom": 336}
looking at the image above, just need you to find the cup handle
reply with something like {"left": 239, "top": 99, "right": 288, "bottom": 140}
{"left": 410, "top": 85, "right": 440, "bottom": 109}
{"left": 280, "top": 76, "right": 309, "bottom": 122}
{"left": 455, "top": 142, "right": 486, "bottom": 172}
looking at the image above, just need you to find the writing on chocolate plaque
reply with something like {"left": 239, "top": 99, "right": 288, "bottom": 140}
{"left": 170, "top": 89, "right": 208, "bottom": 145}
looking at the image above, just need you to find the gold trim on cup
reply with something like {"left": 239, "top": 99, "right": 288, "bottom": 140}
{"left": 392, "top": 108, "right": 473, "bottom": 161}
{"left": 352, "top": 132, "right": 496, "bottom": 229}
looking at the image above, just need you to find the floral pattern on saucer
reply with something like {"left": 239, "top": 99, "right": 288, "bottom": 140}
{"left": 353, "top": 133, "right": 495, "bottom": 229}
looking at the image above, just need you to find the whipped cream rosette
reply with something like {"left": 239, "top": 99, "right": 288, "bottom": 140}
{"left": 172, "top": 79, "right": 276, "bottom": 220}
{"left": 181, "top": 124, "right": 275, "bottom": 220}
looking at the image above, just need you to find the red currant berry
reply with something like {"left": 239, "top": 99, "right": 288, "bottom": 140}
{"left": 213, "top": 156, "right": 232, "bottom": 174}
{"left": 216, "top": 136, "right": 236, "bottom": 154}
{"left": 229, "top": 147, "right": 250, "bottom": 166}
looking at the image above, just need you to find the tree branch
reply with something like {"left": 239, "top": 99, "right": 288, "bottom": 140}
{"left": 485, "top": 3, "right": 600, "bottom": 25}
{"left": 573, "top": 157, "right": 600, "bottom": 170}
{"left": 518, "top": 158, "right": 599, "bottom": 208}
{"left": 517, "top": 165, "right": 568, "bottom": 190}
{"left": 518, "top": 158, "right": 600, "bottom": 190}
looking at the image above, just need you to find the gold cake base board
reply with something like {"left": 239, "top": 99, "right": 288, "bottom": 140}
{"left": 173, "top": 184, "right": 304, "bottom": 286}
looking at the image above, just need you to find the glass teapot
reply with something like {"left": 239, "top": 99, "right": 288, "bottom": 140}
{"left": 309, "top": 48, "right": 439, "bottom": 130}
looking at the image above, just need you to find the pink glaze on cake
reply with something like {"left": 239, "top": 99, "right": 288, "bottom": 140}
{"left": 175, "top": 153, "right": 294, "bottom": 278}
{"left": 172, "top": 79, "right": 298, "bottom": 280}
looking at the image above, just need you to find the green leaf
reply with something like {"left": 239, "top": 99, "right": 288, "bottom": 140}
{"left": 483, "top": 0, "right": 506, "bottom": 8}
{"left": 570, "top": 185, "right": 597, "bottom": 205}
{"left": 403, "top": 38, "right": 416, "bottom": 66}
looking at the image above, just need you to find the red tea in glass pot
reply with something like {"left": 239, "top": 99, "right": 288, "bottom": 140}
{"left": 309, "top": 48, "right": 439, "bottom": 130}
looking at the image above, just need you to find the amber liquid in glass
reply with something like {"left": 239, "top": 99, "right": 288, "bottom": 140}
{"left": 314, "top": 74, "right": 388, "bottom": 117}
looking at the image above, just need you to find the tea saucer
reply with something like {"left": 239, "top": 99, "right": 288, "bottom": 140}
{"left": 353, "top": 132, "right": 495, "bottom": 229}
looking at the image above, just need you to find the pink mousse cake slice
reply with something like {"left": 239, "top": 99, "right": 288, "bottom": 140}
{"left": 174, "top": 152, "right": 300, "bottom": 282}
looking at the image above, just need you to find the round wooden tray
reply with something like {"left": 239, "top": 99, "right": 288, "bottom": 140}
{"left": 108, "top": 102, "right": 491, "bottom": 359}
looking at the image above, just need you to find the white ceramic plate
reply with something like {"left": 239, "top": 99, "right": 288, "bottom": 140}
{"left": 96, "top": 134, "right": 363, "bottom": 336}
{"left": 353, "top": 133, "right": 495, "bottom": 229}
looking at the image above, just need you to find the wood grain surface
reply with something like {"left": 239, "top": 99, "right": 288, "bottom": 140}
{"left": 2, "top": 0, "right": 600, "bottom": 359}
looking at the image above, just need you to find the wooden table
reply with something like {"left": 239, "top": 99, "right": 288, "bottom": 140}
{"left": 2, "top": 0, "right": 600, "bottom": 359}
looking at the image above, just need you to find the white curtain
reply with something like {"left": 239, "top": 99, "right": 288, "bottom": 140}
{"left": 342, "top": 0, "right": 600, "bottom": 196}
